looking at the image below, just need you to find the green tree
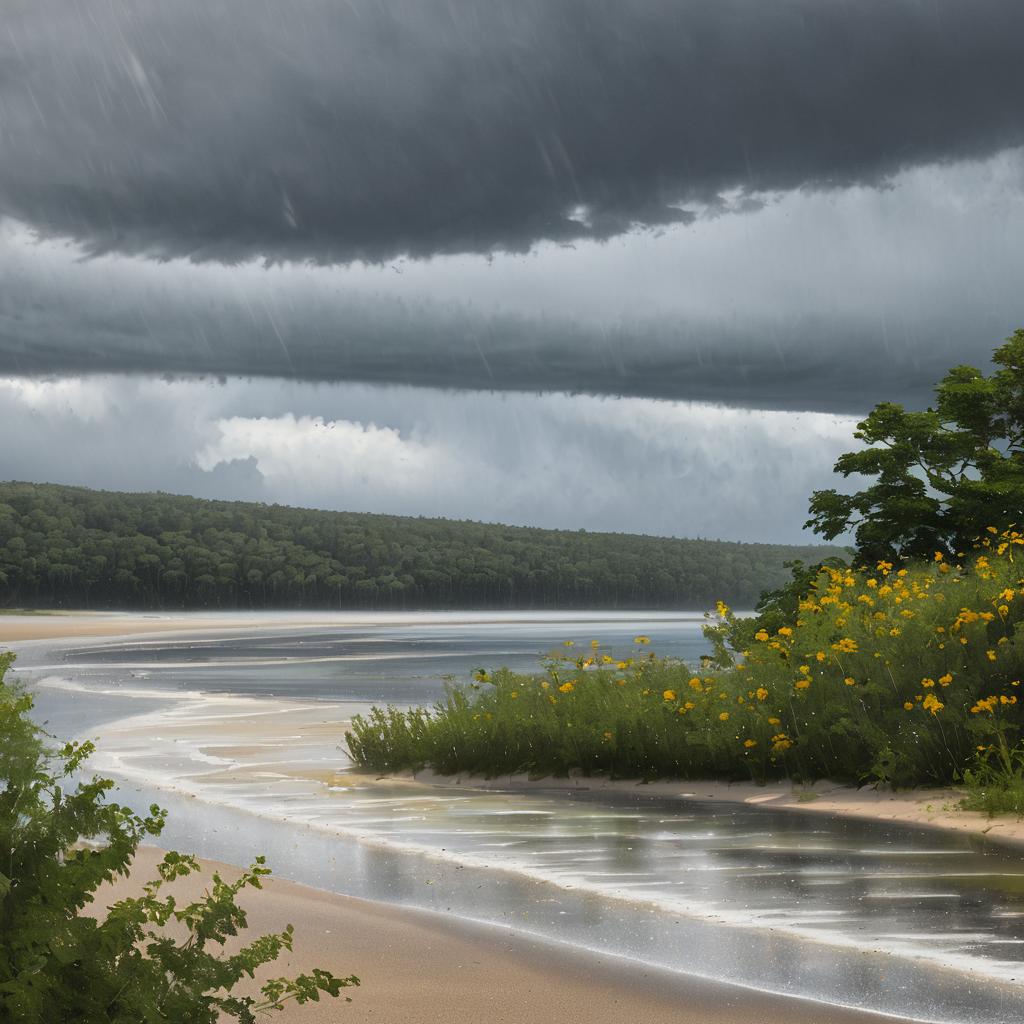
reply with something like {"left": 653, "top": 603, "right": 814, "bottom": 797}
{"left": 0, "top": 653, "right": 358, "bottom": 1022}
{"left": 807, "top": 330, "right": 1024, "bottom": 564}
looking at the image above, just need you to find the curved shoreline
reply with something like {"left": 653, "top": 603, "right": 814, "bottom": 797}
{"left": 11, "top": 616, "right": 1024, "bottom": 1021}
{"left": 98, "top": 845, "right": 907, "bottom": 1024}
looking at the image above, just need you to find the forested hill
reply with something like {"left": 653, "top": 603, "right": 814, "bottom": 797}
{"left": 0, "top": 482, "right": 846, "bottom": 611}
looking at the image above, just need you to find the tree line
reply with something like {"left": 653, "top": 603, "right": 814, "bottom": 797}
{"left": 0, "top": 482, "right": 843, "bottom": 610}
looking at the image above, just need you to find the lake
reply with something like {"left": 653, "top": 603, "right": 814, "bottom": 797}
{"left": 14, "top": 610, "right": 1024, "bottom": 1024}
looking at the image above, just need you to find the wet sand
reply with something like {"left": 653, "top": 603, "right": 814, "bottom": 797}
{"left": 95, "top": 845, "right": 900, "bottom": 1024}
{"left": 0, "top": 611, "right": 328, "bottom": 642}
{"left": 0, "top": 609, "right": 704, "bottom": 644}
{"left": 0, "top": 611, "right": 247, "bottom": 642}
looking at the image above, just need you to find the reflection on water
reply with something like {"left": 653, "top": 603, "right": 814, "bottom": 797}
{"left": 14, "top": 613, "right": 1024, "bottom": 1023}
{"left": 126, "top": 774, "right": 1024, "bottom": 1024}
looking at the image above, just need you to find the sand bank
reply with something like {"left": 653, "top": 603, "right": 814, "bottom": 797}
{"left": 0, "top": 608, "right": 703, "bottom": 644}
{"left": 93, "top": 845, "right": 898, "bottom": 1024}
{"left": 0, "top": 612, "right": 275, "bottom": 642}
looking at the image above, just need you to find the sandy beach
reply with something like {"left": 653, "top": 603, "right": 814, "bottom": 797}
{"left": 0, "top": 612, "right": 333, "bottom": 643}
{"left": 94, "top": 845, "right": 898, "bottom": 1024}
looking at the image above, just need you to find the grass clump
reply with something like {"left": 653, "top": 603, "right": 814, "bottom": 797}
{"left": 347, "top": 529, "right": 1024, "bottom": 789}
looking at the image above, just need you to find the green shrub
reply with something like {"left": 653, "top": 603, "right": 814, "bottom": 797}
{"left": 961, "top": 745, "right": 1024, "bottom": 817}
{"left": 0, "top": 652, "right": 358, "bottom": 1022}
{"left": 348, "top": 530, "right": 1024, "bottom": 789}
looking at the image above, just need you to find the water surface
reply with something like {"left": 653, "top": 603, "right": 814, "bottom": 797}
{"left": 13, "top": 611, "right": 1024, "bottom": 1023}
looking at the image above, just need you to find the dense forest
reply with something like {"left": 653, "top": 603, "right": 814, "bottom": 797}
{"left": 0, "top": 482, "right": 845, "bottom": 611}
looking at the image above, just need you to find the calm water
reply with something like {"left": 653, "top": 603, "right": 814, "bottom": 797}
{"left": 13, "top": 611, "right": 1024, "bottom": 1023}
{"left": 24, "top": 611, "right": 708, "bottom": 711}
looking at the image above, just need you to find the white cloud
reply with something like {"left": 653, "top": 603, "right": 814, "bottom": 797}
{"left": 0, "top": 375, "right": 859, "bottom": 543}
{"left": 197, "top": 414, "right": 455, "bottom": 504}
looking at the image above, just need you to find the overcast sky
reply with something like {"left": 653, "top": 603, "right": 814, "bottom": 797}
{"left": 2, "top": 1, "right": 1022, "bottom": 542}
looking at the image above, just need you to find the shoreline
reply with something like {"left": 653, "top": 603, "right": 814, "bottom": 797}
{"left": 383, "top": 767, "right": 1024, "bottom": 851}
{"left": 0, "top": 608, "right": 706, "bottom": 644}
{"left": 96, "top": 845, "right": 903, "bottom": 1024}
{"left": 13, "top": 615, "right": 1024, "bottom": 1020}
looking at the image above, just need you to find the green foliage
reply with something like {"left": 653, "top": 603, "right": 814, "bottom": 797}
{"left": 807, "top": 330, "right": 1024, "bottom": 565}
{"left": 348, "top": 539, "right": 1024, "bottom": 789}
{"left": 0, "top": 481, "right": 843, "bottom": 611}
{"left": 0, "top": 656, "right": 358, "bottom": 1022}
{"left": 720, "top": 556, "right": 850, "bottom": 655}
{"left": 961, "top": 744, "right": 1024, "bottom": 817}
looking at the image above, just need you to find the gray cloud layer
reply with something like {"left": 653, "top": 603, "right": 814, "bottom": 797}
{"left": 3, "top": 146, "right": 1022, "bottom": 414}
{"left": 4, "top": 0, "right": 1024, "bottom": 264}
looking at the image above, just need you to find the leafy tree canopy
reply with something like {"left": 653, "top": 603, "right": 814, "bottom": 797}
{"left": 807, "top": 330, "right": 1024, "bottom": 564}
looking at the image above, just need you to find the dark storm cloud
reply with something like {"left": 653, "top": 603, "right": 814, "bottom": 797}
{"left": 3, "top": 0, "right": 1024, "bottom": 264}
{"left": 0, "top": 265, "right": 1011, "bottom": 415}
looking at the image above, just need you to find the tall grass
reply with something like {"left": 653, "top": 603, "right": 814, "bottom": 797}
{"left": 347, "top": 529, "right": 1024, "bottom": 789}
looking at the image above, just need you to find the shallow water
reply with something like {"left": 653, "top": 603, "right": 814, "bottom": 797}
{"left": 13, "top": 611, "right": 1024, "bottom": 1023}
{"left": 27, "top": 610, "right": 708, "bottom": 709}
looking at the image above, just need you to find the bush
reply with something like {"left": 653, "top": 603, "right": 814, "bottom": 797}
{"left": 348, "top": 529, "right": 1024, "bottom": 789}
{"left": 0, "top": 653, "right": 358, "bottom": 1023}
